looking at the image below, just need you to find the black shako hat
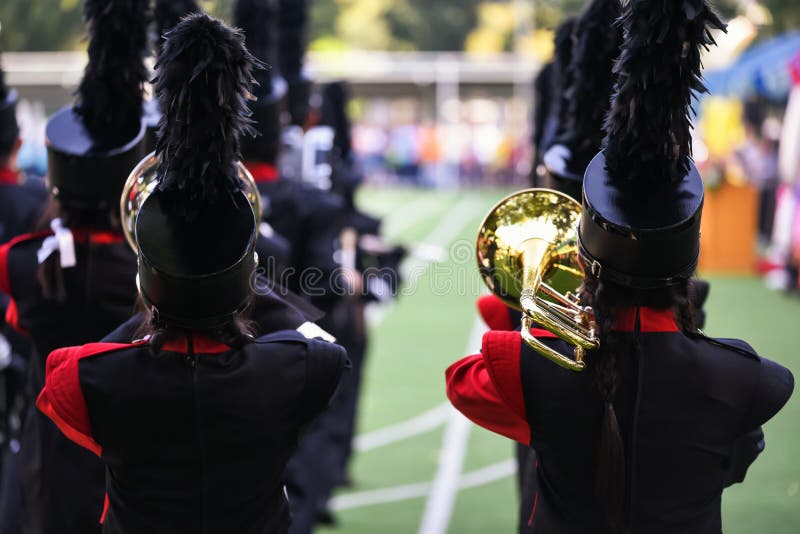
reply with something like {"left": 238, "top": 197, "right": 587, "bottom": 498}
{"left": 235, "top": 0, "right": 287, "bottom": 163}
{"left": 578, "top": 0, "right": 726, "bottom": 289}
{"left": 136, "top": 13, "right": 261, "bottom": 329}
{"left": 46, "top": 0, "right": 148, "bottom": 210}
{"left": 544, "top": 0, "right": 622, "bottom": 201}
{"left": 145, "top": 0, "right": 203, "bottom": 152}
{"left": 278, "top": 0, "right": 311, "bottom": 127}
{"left": 0, "top": 36, "right": 20, "bottom": 151}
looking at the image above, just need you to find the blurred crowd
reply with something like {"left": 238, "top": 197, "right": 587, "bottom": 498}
{"left": 698, "top": 51, "right": 800, "bottom": 293}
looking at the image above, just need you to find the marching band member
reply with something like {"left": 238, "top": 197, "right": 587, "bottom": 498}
{"left": 530, "top": 16, "right": 577, "bottom": 188}
{"left": 543, "top": 0, "right": 622, "bottom": 202}
{"left": 279, "top": 0, "right": 312, "bottom": 129}
{"left": 519, "top": 4, "right": 624, "bottom": 530}
{"left": 0, "top": 56, "right": 46, "bottom": 245}
{"left": 0, "top": 1, "right": 148, "bottom": 531}
{"left": 0, "top": 37, "right": 46, "bottom": 534}
{"left": 235, "top": 0, "right": 344, "bottom": 294}
{"left": 143, "top": 0, "right": 202, "bottom": 152}
{"left": 250, "top": 1, "right": 353, "bottom": 528}
{"left": 37, "top": 14, "right": 348, "bottom": 533}
{"left": 447, "top": 1, "right": 794, "bottom": 533}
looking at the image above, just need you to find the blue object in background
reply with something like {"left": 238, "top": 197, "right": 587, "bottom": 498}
{"left": 705, "top": 32, "right": 800, "bottom": 102}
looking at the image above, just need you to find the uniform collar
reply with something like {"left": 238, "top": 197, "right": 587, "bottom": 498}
{"left": 68, "top": 227, "right": 125, "bottom": 245}
{"left": 0, "top": 168, "right": 20, "bottom": 186}
{"left": 612, "top": 307, "right": 679, "bottom": 333}
{"left": 161, "top": 334, "right": 232, "bottom": 354}
{"left": 245, "top": 162, "right": 280, "bottom": 184}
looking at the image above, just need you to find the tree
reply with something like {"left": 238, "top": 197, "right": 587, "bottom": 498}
{"left": 0, "top": 0, "right": 797, "bottom": 53}
{"left": 0, "top": 0, "right": 84, "bottom": 51}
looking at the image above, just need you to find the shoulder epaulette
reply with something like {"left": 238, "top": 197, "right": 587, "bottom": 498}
{"left": 687, "top": 331, "right": 761, "bottom": 361}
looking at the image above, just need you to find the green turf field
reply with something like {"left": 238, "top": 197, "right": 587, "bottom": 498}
{"left": 321, "top": 187, "right": 800, "bottom": 534}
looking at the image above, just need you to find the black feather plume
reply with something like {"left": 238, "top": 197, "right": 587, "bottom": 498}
{"left": 0, "top": 44, "right": 8, "bottom": 101}
{"left": 278, "top": 0, "right": 307, "bottom": 81}
{"left": 154, "top": 0, "right": 201, "bottom": 57}
{"left": 321, "top": 82, "right": 352, "bottom": 160}
{"left": 75, "top": 0, "right": 149, "bottom": 144}
{"left": 603, "top": 0, "right": 726, "bottom": 185}
{"left": 153, "top": 13, "right": 259, "bottom": 217}
{"left": 552, "top": 17, "right": 577, "bottom": 139}
{"left": 235, "top": 0, "right": 275, "bottom": 97}
{"left": 559, "top": 0, "right": 622, "bottom": 153}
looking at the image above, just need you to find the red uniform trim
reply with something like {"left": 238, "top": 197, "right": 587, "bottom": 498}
{"left": 4, "top": 299, "right": 25, "bottom": 334}
{"left": 528, "top": 491, "right": 540, "bottom": 526}
{"left": 161, "top": 334, "right": 231, "bottom": 354}
{"left": 69, "top": 229, "right": 125, "bottom": 245}
{"left": 0, "top": 168, "right": 20, "bottom": 186}
{"left": 529, "top": 327, "right": 558, "bottom": 339}
{"left": 612, "top": 307, "right": 679, "bottom": 333}
{"left": 245, "top": 162, "right": 280, "bottom": 183}
{"left": 481, "top": 331, "right": 527, "bottom": 420}
{"left": 100, "top": 494, "right": 109, "bottom": 524}
{"left": 476, "top": 294, "right": 515, "bottom": 331}
{"left": 446, "top": 353, "right": 531, "bottom": 445}
{"left": 0, "top": 230, "right": 53, "bottom": 294}
{"left": 36, "top": 342, "right": 139, "bottom": 457}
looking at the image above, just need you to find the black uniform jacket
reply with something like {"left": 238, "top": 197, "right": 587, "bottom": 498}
{"left": 0, "top": 169, "right": 46, "bottom": 245}
{"left": 0, "top": 228, "right": 138, "bottom": 534}
{"left": 447, "top": 307, "right": 794, "bottom": 534}
{"left": 37, "top": 330, "right": 348, "bottom": 534}
{"left": 0, "top": 168, "right": 46, "bottom": 330}
{"left": 0, "top": 169, "right": 47, "bottom": 407}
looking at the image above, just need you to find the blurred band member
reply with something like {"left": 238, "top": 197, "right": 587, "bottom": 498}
{"left": 37, "top": 14, "right": 348, "bottom": 534}
{"left": 530, "top": 17, "right": 577, "bottom": 187}
{"left": 0, "top": 34, "right": 46, "bottom": 534}
{"left": 0, "top": 1, "right": 149, "bottom": 531}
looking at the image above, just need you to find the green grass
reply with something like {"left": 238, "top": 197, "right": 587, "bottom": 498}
{"left": 326, "top": 187, "right": 800, "bottom": 533}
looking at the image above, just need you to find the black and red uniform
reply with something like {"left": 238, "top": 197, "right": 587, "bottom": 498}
{"left": 0, "top": 168, "right": 46, "bottom": 376}
{"left": 447, "top": 308, "right": 793, "bottom": 533}
{"left": 0, "top": 168, "right": 46, "bottom": 407}
{"left": 0, "top": 169, "right": 46, "bottom": 245}
{"left": 0, "top": 169, "right": 46, "bottom": 534}
{"left": 0, "top": 229, "right": 137, "bottom": 534}
{"left": 37, "top": 329, "right": 348, "bottom": 534}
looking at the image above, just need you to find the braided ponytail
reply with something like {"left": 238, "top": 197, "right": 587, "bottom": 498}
{"left": 580, "top": 275, "right": 696, "bottom": 532}
{"left": 581, "top": 274, "right": 626, "bottom": 533}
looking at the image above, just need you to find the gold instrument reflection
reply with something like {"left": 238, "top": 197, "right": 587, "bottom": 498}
{"left": 476, "top": 189, "right": 599, "bottom": 371}
{"left": 120, "top": 152, "right": 263, "bottom": 252}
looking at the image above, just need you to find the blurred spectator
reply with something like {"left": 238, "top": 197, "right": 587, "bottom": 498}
{"left": 765, "top": 52, "right": 800, "bottom": 291}
{"left": 736, "top": 109, "right": 780, "bottom": 243}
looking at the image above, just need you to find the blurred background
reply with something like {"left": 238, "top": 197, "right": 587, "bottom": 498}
{"left": 2, "top": 1, "right": 800, "bottom": 533}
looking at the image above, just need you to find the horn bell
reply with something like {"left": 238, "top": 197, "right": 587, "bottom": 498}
{"left": 476, "top": 188, "right": 599, "bottom": 372}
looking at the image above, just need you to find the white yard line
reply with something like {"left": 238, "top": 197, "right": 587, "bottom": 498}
{"left": 330, "top": 459, "right": 515, "bottom": 512}
{"left": 400, "top": 196, "right": 481, "bottom": 281}
{"left": 331, "top": 481, "right": 432, "bottom": 511}
{"left": 355, "top": 403, "right": 451, "bottom": 452}
{"left": 417, "top": 319, "right": 486, "bottom": 534}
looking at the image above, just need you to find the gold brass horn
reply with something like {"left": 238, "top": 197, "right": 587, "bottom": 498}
{"left": 476, "top": 189, "right": 599, "bottom": 372}
{"left": 120, "top": 151, "right": 263, "bottom": 251}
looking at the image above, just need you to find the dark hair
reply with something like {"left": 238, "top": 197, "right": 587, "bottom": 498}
{"left": 133, "top": 300, "right": 256, "bottom": 353}
{"left": 34, "top": 197, "right": 122, "bottom": 302}
{"left": 580, "top": 275, "right": 695, "bottom": 533}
